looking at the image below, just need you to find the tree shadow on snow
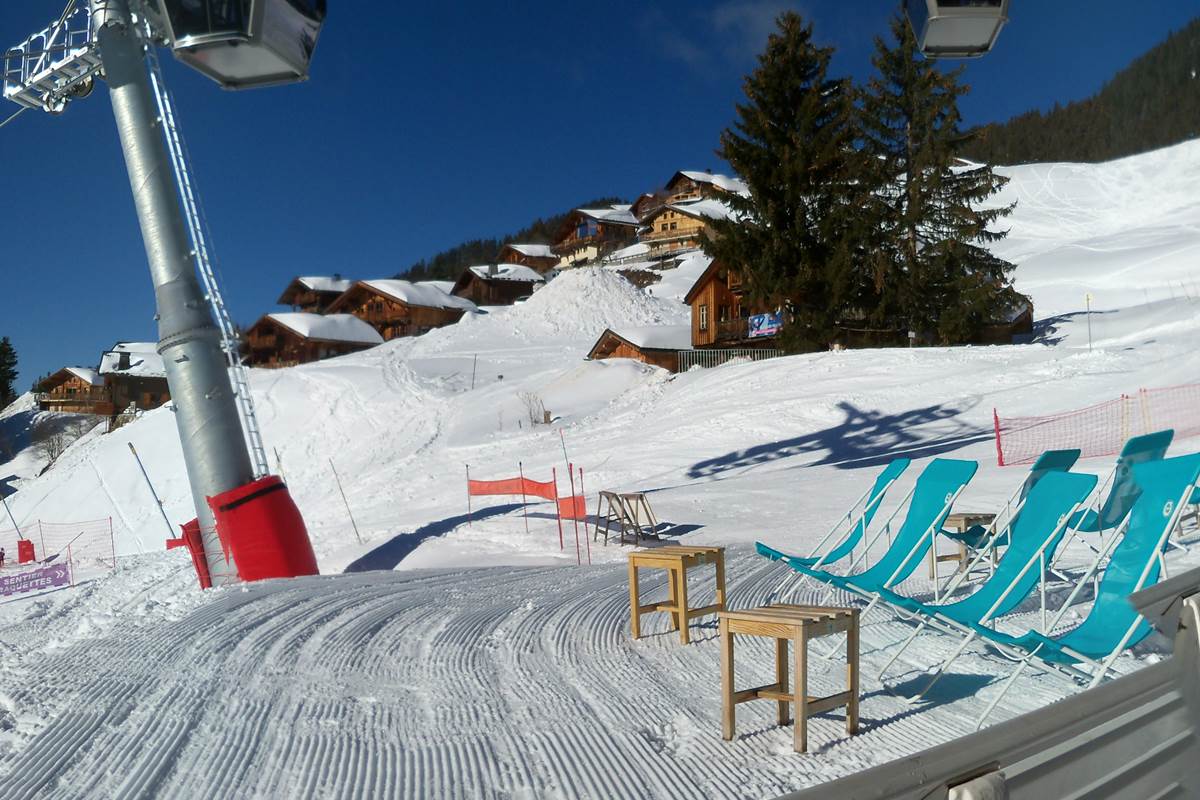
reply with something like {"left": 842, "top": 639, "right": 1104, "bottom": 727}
{"left": 1031, "top": 309, "right": 1117, "bottom": 347}
{"left": 342, "top": 503, "right": 524, "bottom": 573}
{"left": 685, "top": 400, "right": 990, "bottom": 481}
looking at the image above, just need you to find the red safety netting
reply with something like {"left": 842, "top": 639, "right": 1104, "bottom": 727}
{"left": 994, "top": 383, "right": 1200, "bottom": 466}
{"left": 468, "top": 476, "right": 558, "bottom": 502}
{"left": 0, "top": 518, "right": 116, "bottom": 577}
{"left": 557, "top": 495, "right": 588, "bottom": 520}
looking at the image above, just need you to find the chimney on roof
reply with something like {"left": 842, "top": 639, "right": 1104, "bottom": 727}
{"left": 488, "top": 264, "right": 498, "bottom": 276}
{"left": 118, "top": 351, "right": 131, "bottom": 371}
{"left": 333, "top": 273, "right": 342, "bottom": 281}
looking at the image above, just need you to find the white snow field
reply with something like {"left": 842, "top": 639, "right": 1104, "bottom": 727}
{"left": 1, "top": 140, "right": 1200, "bottom": 797}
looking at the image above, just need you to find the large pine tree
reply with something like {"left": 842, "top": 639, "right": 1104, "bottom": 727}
{"left": 704, "top": 12, "right": 867, "bottom": 352}
{"left": 0, "top": 337, "right": 18, "bottom": 408}
{"left": 858, "top": 14, "right": 1017, "bottom": 344}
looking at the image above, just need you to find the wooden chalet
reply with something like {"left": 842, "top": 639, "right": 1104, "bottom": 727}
{"left": 326, "top": 279, "right": 478, "bottom": 341}
{"left": 98, "top": 342, "right": 171, "bottom": 415}
{"left": 451, "top": 264, "right": 544, "bottom": 306}
{"left": 587, "top": 325, "right": 692, "bottom": 373}
{"left": 36, "top": 368, "right": 113, "bottom": 416}
{"left": 551, "top": 205, "right": 640, "bottom": 267}
{"left": 663, "top": 170, "right": 748, "bottom": 205}
{"left": 640, "top": 199, "right": 733, "bottom": 259}
{"left": 277, "top": 275, "right": 354, "bottom": 313}
{"left": 244, "top": 313, "right": 384, "bottom": 367}
{"left": 684, "top": 260, "right": 778, "bottom": 349}
{"left": 496, "top": 244, "right": 559, "bottom": 274}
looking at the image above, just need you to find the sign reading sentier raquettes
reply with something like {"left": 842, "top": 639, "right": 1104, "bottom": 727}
{"left": 0, "top": 564, "right": 70, "bottom": 597}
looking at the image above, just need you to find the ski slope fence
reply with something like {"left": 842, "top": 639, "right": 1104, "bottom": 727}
{"left": 0, "top": 518, "right": 116, "bottom": 574}
{"left": 993, "top": 383, "right": 1200, "bottom": 466}
{"left": 466, "top": 463, "right": 591, "bottom": 564}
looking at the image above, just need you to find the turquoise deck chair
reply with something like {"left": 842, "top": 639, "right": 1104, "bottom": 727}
{"left": 943, "top": 448, "right": 1080, "bottom": 551}
{"left": 758, "top": 458, "right": 978, "bottom": 600}
{"left": 874, "top": 470, "right": 1097, "bottom": 686}
{"left": 972, "top": 452, "right": 1200, "bottom": 727}
{"left": 1069, "top": 430, "right": 1173, "bottom": 533}
{"left": 787, "top": 458, "right": 911, "bottom": 569}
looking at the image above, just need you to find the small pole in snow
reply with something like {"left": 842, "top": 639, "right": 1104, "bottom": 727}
{"left": 1085, "top": 293, "right": 1093, "bottom": 352}
{"left": 559, "top": 429, "right": 571, "bottom": 471}
{"left": 470, "top": 354, "right": 478, "bottom": 390}
{"left": 329, "top": 458, "right": 362, "bottom": 545}
{"left": 519, "top": 461, "right": 530, "bottom": 536}
{"left": 128, "top": 443, "right": 176, "bottom": 540}
{"left": 552, "top": 467, "right": 564, "bottom": 550}
{"left": 579, "top": 466, "right": 592, "bottom": 565}
{"left": 466, "top": 464, "right": 473, "bottom": 527}
{"left": 567, "top": 462, "right": 581, "bottom": 565}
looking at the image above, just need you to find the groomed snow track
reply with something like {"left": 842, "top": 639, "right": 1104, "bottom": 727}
{"left": 0, "top": 545, "right": 1103, "bottom": 799}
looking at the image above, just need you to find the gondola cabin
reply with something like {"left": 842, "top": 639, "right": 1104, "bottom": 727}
{"left": 155, "top": 0, "right": 327, "bottom": 89}
{"left": 326, "top": 280, "right": 478, "bottom": 341}
{"left": 905, "top": 0, "right": 1009, "bottom": 59}
{"left": 244, "top": 313, "right": 383, "bottom": 367}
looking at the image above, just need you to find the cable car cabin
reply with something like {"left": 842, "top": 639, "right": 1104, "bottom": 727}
{"left": 906, "top": 0, "right": 1009, "bottom": 59}
{"left": 156, "top": 0, "right": 327, "bottom": 89}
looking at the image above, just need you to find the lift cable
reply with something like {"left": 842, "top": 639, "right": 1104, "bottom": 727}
{"left": 0, "top": 107, "right": 27, "bottom": 129}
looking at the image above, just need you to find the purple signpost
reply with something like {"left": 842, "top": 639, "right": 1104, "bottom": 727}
{"left": 0, "top": 564, "right": 71, "bottom": 597}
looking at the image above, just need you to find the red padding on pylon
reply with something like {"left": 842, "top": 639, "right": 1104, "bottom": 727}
{"left": 16, "top": 539, "right": 34, "bottom": 564}
{"left": 207, "top": 476, "right": 319, "bottom": 583}
{"left": 167, "top": 518, "right": 212, "bottom": 590}
{"left": 557, "top": 495, "right": 588, "bottom": 520}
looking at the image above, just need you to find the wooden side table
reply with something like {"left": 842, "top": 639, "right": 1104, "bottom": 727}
{"left": 718, "top": 604, "right": 859, "bottom": 753}
{"left": 628, "top": 545, "right": 726, "bottom": 645}
{"left": 930, "top": 512, "right": 997, "bottom": 578}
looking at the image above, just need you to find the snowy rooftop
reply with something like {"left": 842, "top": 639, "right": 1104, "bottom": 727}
{"left": 668, "top": 198, "right": 737, "bottom": 222}
{"left": 267, "top": 313, "right": 384, "bottom": 345}
{"left": 604, "top": 242, "right": 651, "bottom": 262}
{"left": 677, "top": 170, "right": 749, "bottom": 196}
{"left": 415, "top": 280, "right": 455, "bottom": 294}
{"left": 297, "top": 276, "right": 354, "bottom": 294}
{"left": 503, "top": 244, "right": 555, "bottom": 259}
{"left": 603, "top": 324, "right": 692, "bottom": 351}
{"left": 64, "top": 367, "right": 104, "bottom": 386}
{"left": 99, "top": 343, "right": 166, "bottom": 379}
{"left": 577, "top": 204, "right": 639, "bottom": 226}
{"left": 362, "top": 280, "right": 478, "bottom": 311}
{"left": 466, "top": 264, "right": 545, "bottom": 283}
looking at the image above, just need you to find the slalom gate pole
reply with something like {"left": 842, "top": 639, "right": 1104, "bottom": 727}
{"left": 568, "top": 462, "right": 581, "bottom": 565}
{"left": 519, "top": 462, "right": 530, "bottom": 535}
{"left": 579, "top": 466, "right": 591, "bottom": 565}
{"left": 128, "top": 443, "right": 177, "bottom": 540}
{"left": 329, "top": 459, "right": 362, "bottom": 546}
{"left": 466, "top": 465, "right": 472, "bottom": 527}
{"left": 552, "top": 467, "right": 564, "bottom": 550}
{"left": 992, "top": 409, "right": 1006, "bottom": 467}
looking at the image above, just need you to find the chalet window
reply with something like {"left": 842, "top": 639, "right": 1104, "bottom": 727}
{"left": 719, "top": 304, "right": 730, "bottom": 322}
{"left": 670, "top": 222, "right": 677, "bottom": 230}
{"left": 660, "top": 223, "right": 668, "bottom": 232}
{"left": 699, "top": 303, "right": 709, "bottom": 332}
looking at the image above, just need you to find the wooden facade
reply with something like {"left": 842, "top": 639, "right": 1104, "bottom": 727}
{"left": 496, "top": 244, "right": 559, "bottom": 274}
{"left": 277, "top": 276, "right": 353, "bottom": 313}
{"left": 641, "top": 205, "right": 710, "bottom": 258}
{"left": 36, "top": 369, "right": 114, "bottom": 416}
{"left": 587, "top": 330, "right": 681, "bottom": 372}
{"left": 684, "top": 261, "right": 776, "bottom": 349}
{"left": 663, "top": 171, "right": 745, "bottom": 205}
{"left": 552, "top": 208, "right": 639, "bottom": 267}
{"left": 327, "top": 281, "right": 472, "bottom": 341}
{"left": 451, "top": 268, "right": 541, "bottom": 306}
{"left": 244, "top": 315, "right": 379, "bottom": 368}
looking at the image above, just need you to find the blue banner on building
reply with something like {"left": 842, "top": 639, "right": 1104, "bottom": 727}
{"left": 748, "top": 312, "right": 783, "bottom": 338}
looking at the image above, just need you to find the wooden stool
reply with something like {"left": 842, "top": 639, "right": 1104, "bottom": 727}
{"left": 597, "top": 491, "right": 661, "bottom": 546}
{"left": 628, "top": 545, "right": 726, "bottom": 644}
{"left": 929, "top": 512, "right": 997, "bottom": 578}
{"left": 718, "top": 604, "right": 859, "bottom": 753}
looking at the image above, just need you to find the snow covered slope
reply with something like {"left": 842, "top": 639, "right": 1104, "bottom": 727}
{"left": 1, "top": 142, "right": 1199, "bottom": 797}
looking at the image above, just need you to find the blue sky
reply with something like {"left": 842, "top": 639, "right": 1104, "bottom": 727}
{"left": 2, "top": 1, "right": 1196, "bottom": 386}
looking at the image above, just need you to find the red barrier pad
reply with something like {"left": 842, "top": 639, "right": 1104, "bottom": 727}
{"left": 167, "top": 518, "right": 212, "bottom": 590}
{"left": 16, "top": 539, "right": 34, "bottom": 564}
{"left": 207, "top": 476, "right": 319, "bottom": 583}
{"left": 557, "top": 495, "right": 588, "bottom": 520}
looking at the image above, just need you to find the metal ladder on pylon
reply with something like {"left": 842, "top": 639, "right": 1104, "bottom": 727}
{"left": 143, "top": 42, "right": 271, "bottom": 479}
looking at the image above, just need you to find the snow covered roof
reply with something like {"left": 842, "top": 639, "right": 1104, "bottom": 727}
{"left": 65, "top": 367, "right": 104, "bottom": 386}
{"left": 267, "top": 313, "right": 384, "bottom": 345}
{"left": 577, "top": 205, "right": 639, "bottom": 227}
{"left": 466, "top": 264, "right": 545, "bottom": 283}
{"left": 99, "top": 343, "right": 166, "bottom": 378}
{"left": 611, "top": 325, "right": 693, "bottom": 351}
{"left": 361, "top": 280, "right": 478, "bottom": 311}
{"left": 604, "top": 242, "right": 651, "bottom": 263}
{"left": 416, "top": 280, "right": 455, "bottom": 294}
{"left": 674, "top": 170, "right": 749, "bottom": 196}
{"left": 667, "top": 198, "right": 737, "bottom": 222}
{"left": 297, "top": 276, "right": 353, "bottom": 294}
{"left": 503, "top": 244, "right": 556, "bottom": 259}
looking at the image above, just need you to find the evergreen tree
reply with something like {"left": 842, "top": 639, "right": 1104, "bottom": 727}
{"left": 704, "top": 12, "right": 866, "bottom": 352}
{"left": 0, "top": 337, "right": 18, "bottom": 408}
{"left": 858, "top": 14, "right": 1016, "bottom": 343}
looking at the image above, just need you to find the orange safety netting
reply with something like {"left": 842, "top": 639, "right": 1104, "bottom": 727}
{"left": 994, "top": 383, "right": 1200, "bottom": 466}
{"left": 468, "top": 477, "right": 558, "bottom": 501}
{"left": 557, "top": 495, "right": 588, "bottom": 520}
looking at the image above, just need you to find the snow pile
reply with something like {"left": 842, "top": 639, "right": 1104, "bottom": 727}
{"left": 267, "top": 313, "right": 383, "bottom": 345}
